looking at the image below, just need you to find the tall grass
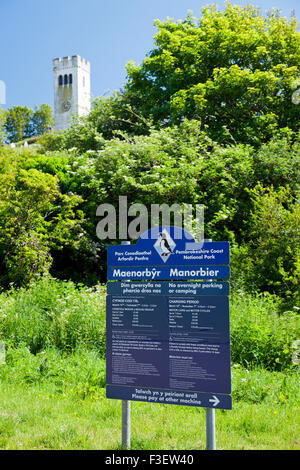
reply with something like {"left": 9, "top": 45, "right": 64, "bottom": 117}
{"left": 0, "top": 277, "right": 299, "bottom": 370}
{"left": 230, "top": 291, "right": 299, "bottom": 370}
{"left": 0, "top": 277, "right": 106, "bottom": 355}
{"left": 0, "top": 346, "right": 106, "bottom": 399}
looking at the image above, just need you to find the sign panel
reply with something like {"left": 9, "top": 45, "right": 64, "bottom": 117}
{"left": 106, "top": 294, "right": 231, "bottom": 394}
{"left": 108, "top": 233, "right": 229, "bottom": 267}
{"left": 107, "top": 280, "right": 230, "bottom": 296}
{"left": 106, "top": 385, "right": 232, "bottom": 410}
{"left": 106, "top": 226, "right": 231, "bottom": 410}
{"left": 108, "top": 265, "right": 230, "bottom": 281}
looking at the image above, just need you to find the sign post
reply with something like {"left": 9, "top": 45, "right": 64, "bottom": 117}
{"left": 206, "top": 407, "right": 216, "bottom": 450}
{"left": 121, "top": 241, "right": 131, "bottom": 449}
{"left": 106, "top": 227, "right": 231, "bottom": 450}
{"left": 204, "top": 238, "right": 216, "bottom": 450}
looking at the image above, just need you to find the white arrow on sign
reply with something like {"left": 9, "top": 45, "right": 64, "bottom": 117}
{"left": 209, "top": 395, "right": 220, "bottom": 407}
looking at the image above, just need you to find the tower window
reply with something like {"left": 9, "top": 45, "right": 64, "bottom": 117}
{"left": 69, "top": 74, "right": 72, "bottom": 85}
{"left": 64, "top": 74, "right": 68, "bottom": 85}
{"left": 58, "top": 75, "right": 63, "bottom": 86}
{"left": 83, "top": 76, "right": 85, "bottom": 87}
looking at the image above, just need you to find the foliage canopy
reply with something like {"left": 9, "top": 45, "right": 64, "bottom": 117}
{"left": 120, "top": 3, "right": 300, "bottom": 145}
{"left": 2, "top": 104, "right": 54, "bottom": 144}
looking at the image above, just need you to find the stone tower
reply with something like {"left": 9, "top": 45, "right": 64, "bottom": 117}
{"left": 53, "top": 55, "right": 91, "bottom": 131}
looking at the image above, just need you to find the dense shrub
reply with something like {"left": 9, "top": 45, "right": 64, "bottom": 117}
{"left": 0, "top": 147, "right": 86, "bottom": 288}
{"left": 2, "top": 122, "right": 299, "bottom": 298}
{"left": 231, "top": 185, "right": 300, "bottom": 303}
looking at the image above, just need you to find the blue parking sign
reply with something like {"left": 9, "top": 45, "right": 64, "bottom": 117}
{"left": 106, "top": 227, "right": 231, "bottom": 410}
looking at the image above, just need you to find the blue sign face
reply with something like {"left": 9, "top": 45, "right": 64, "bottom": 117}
{"left": 106, "top": 226, "right": 231, "bottom": 410}
{"left": 108, "top": 226, "right": 229, "bottom": 267}
{"left": 106, "top": 295, "right": 231, "bottom": 407}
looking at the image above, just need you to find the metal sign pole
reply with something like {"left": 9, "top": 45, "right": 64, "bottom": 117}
{"left": 122, "top": 399, "right": 131, "bottom": 448}
{"left": 121, "top": 241, "right": 131, "bottom": 449}
{"left": 206, "top": 407, "right": 216, "bottom": 450}
{"left": 204, "top": 238, "right": 216, "bottom": 450}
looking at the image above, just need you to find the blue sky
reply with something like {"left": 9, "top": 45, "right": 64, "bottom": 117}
{"left": 0, "top": 0, "right": 298, "bottom": 110}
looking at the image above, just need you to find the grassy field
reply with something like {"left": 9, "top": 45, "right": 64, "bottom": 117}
{"left": 0, "top": 365, "right": 299, "bottom": 450}
{"left": 0, "top": 278, "right": 299, "bottom": 450}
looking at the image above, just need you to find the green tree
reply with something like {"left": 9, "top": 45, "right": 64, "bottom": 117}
{"left": 4, "top": 105, "right": 33, "bottom": 142}
{"left": 31, "top": 104, "right": 54, "bottom": 136}
{"left": 4, "top": 104, "right": 54, "bottom": 143}
{"left": 122, "top": 3, "right": 300, "bottom": 145}
{"left": 87, "top": 94, "right": 151, "bottom": 140}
